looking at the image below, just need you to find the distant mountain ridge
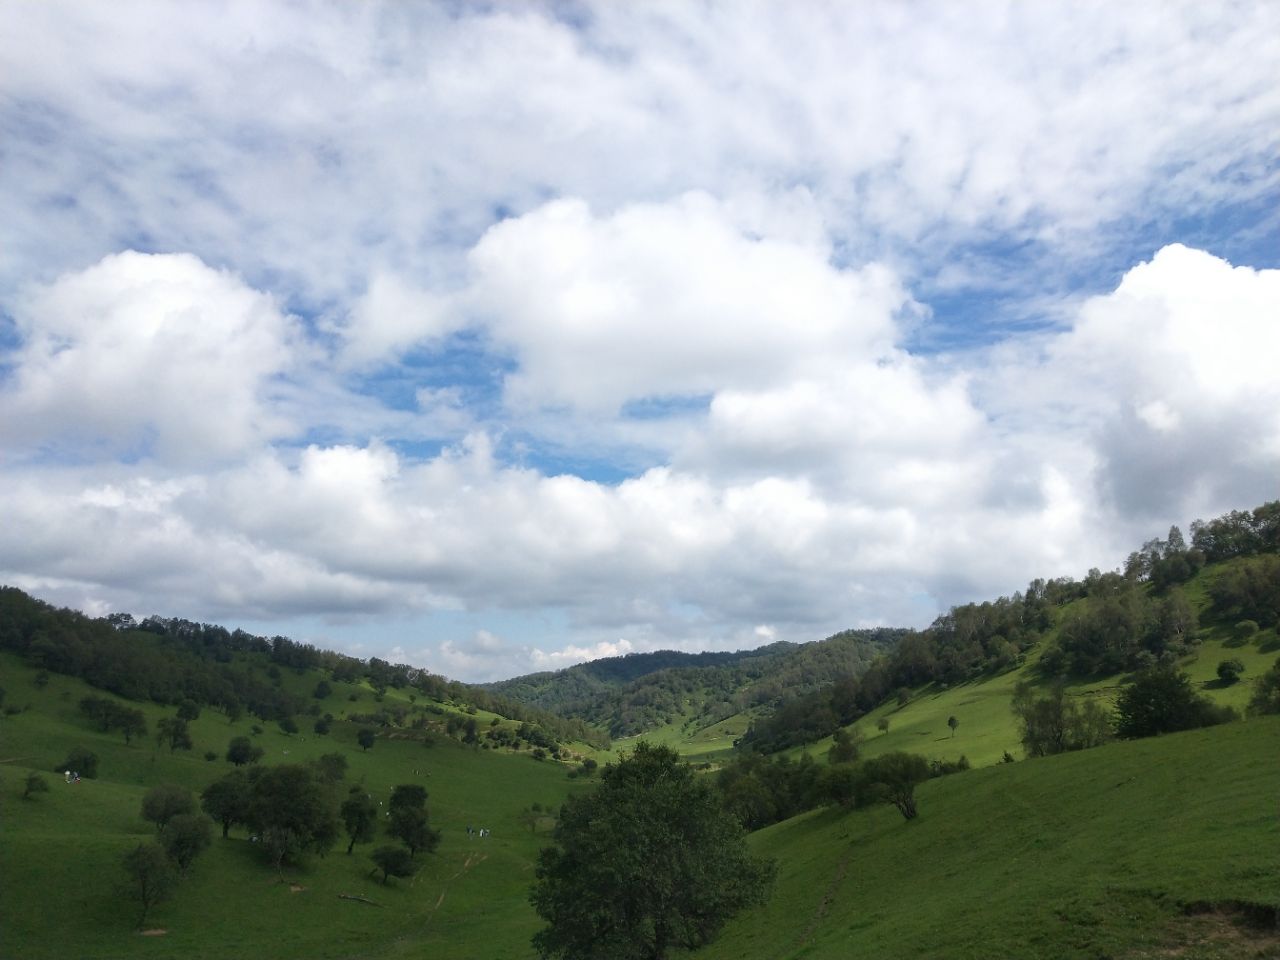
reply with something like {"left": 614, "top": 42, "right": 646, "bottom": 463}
{"left": 486, "top": 629, "right": 909, "bottom": 737}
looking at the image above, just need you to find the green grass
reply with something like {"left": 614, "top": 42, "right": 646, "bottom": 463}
{"left": 0, "top": 653, "right": 588, "bottom": 960}
{"left": 702, "top": 716, "right": 1280, "bottom": 960}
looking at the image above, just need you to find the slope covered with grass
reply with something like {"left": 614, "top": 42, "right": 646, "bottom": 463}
{"left": 0, "top": 653, "right": 589, "bottom": 960}
{"left": 704, "top": 716, "right": 1280, "bottom": 960}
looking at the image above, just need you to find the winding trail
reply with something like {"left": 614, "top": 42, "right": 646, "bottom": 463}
{"left": 795, "top": 848, "right": 853, "bottom": 952}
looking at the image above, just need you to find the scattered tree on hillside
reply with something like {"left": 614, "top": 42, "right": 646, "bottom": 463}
{"left": 357, "top": 728, "right": 376, "bottom": 751}
{"left": 1217, "top": 659, "right": 1245, "bottom": 684}
{"left": 58, "top": 746, "right": 99, "bottom": 778}
{"left": 119, "top": 709, "right": 147, "bottom": 744}
{"left": 23, "top": 772, "right": 49, "bottom": 800}
{"left": 160, "top": 814, "right": 213, "bottom": 875}
{"left": 1248, "top": 657, "right": 1280, "bottom": 716}
{"left": 121, "top": 842, "right": 177, "bottom": 928}
{"left": 370, "top": 845, "right": 418, "bottom": 885}
{"left": 156, "top": 716, "right": 193, "bottom": 752}
{"left": 387, "top": 784, "right": 440, "bottom": 858}
{"left": 531, "top": 742, "right": 775, "bottom": 960}
{"left": 141, "top": 784, "right": 196, "bottom": 832}
{"left": 279, "top": 716, "right": 299, "bottom": 736}
{"left": 176, "top": 698, "right": 201, "bottom": 722}
{"left": 1114, "top": 665, "right": 1236, "bottom": 739}
{"left": 876, "top": 717, "right": 891, "bottom": 734}
{"left": 947, "top": 716, "right": 959, "bottom": 737}
{"left": 1011, "top": 682, "right": 1112, "bottom": 757}
{"left": 341, "top": 787, "right": 378, "bottom": 854}
{"left": 312, "top": 752, "right": 347, "bottom": 784}
{"left": 247, "top": 764, "right": 340, "bottom": 876}
{"left": 827, "top": 727, "right": 863, "bottom": 764}
{"left": 313, "top": 680, "right": 332, "bottom": 700}
{"left": 859, "top": 752, "right": 930, "bottom": 820}
{"left": 201, "top": 770, "right": 252, "bottom": 838}
{"left": 226, "top": 736, "right": 263, "bottom": 766}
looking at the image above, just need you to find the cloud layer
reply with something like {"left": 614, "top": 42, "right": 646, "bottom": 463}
{"left": 1, "top": 3, "right": 1277, "bottom": 680}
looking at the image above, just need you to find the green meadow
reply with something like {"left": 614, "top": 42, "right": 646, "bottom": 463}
{"left": 704, "top": 716, "right": 1280, "bottom": 960}
{"left": 1, "top": 652, "right": 587, "bottom": 960}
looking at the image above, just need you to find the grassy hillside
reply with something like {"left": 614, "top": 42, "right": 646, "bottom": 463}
{"left": 0, "top": 652, "right": 589, "bottom": 960}
{"left": 703, "top": 716, "right": 1280, "bottom": 960}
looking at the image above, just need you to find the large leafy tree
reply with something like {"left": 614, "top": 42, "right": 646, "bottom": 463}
{"left": 530, "top": 742, "right": 774, "bottom": 960}
{"left": 387, "top": 784, "right": 440, "bottom": 858}
{"left": 1114, "top": 665, "right": 1234, "bottom": 738}
{"left": 201, "top": 770, "right": 252, "bottom": 838}
{"left": 122, "top": 843, "right": 177, "bottom": 928}
{"left": 247, "top": 764, "right": 340, "bottom": 876}
{"left": 340, "top": 786, "right": 378, "bottom": 854}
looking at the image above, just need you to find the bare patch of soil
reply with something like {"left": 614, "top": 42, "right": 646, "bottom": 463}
{"left": 1129, "top": 901, "right": 1280, "bottom": 959}
{"left": 139, "top": 929, "right": 167, "bottom": 937}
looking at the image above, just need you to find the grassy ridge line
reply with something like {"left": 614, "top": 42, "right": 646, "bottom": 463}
{"left": 702, "top": 716, "right": 1280, "bottom": 960}
{"left": 0, "top": 652, "right": 585, "bottom": 960}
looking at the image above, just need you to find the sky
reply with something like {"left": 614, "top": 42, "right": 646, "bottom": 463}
{"left": 1, "top": 1, "right": 1278, "bottom": 683}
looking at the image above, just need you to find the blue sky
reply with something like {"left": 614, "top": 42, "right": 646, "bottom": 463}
{"left": 1, "top": 1, "right": 1278, "bottom": 681}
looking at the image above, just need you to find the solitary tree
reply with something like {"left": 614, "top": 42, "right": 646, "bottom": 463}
{"left": 59, "top": 746, "right": 99, "bottom": 778}
{"left": 247, "top": 764, "right": 340, "bottom": 876}
{"left": 1115, "top": 665, "right": 1235, "bottom": 739}
{"left": 859, "top": 752, "right": 930, "bottom": 820}
{"left": 357, "top": 728, "right": 376, "bottom": 752}
{"left": 160, "top": 814, "right": 213, "bottom": 875}
{"left": 121, "top": 842, "right": 177, "bottom": 928}
{"left": 23, "top": 772, "right": 49, "bottom": 800}
{"left": 1217, "top": 658, "right": 1245, "bottom": 684}
{"left": 370, "top": 845, "right": 419, "bottom": 885}
{"left": 312, "top": 752, "right": 348, "bottom": 785}
{"left": 827, "top": 727, "right": 862, "bottom": 764}
{"left": 876, "top": 717, "right": 891, "bottom": 734}
{"left": 530, "top": 742, "right": 774, "bottom": 960}
{"left": 947, "top": 716, "right": 959, "bottom": 738}
{"left": 388, "top": 784, "right": 440, "bottom": 857}
{"left": 119, "top": 709, "right": 147, "bottom": 745}
{"left": 201, "top": 770, "right": 252, "bottom": 838}
{"left": 176, "top": 699, "right": 201, "bottom": 722}
{"left": 141, "top": 784, "right": 195, "bottom": 832}
{"left": 340, "top": 787, "right": 378, "bottom": 854}
{"left": 225, "top": 736, "right": 263, "bottom": 767}
{"left": 156, "top": 716, "right": 193, "bottom": 752}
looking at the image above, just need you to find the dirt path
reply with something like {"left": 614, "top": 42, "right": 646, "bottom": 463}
{"left": 795, "top": 848, "right": 853, "bottom": 952}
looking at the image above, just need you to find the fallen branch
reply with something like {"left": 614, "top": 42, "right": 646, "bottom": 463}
{"left": 338, "top": 894, "right": 383, "bottom": 907}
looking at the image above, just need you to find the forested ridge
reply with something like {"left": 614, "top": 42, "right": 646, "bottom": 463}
{"left": 488, "top": 628, "right": 906, "bottom": 737}
{"left": 0, "top": 590, "right": 606, "bottom": 749}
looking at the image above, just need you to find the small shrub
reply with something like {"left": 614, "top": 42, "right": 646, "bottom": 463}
{"left": 23, "top": 772, "right": 50, "bottom": 799}
{"left": 58, "top": 747, "right": 99, "bottom": 779}
{"left": 1217, "top": 658, "right": 1246, "bottom": 684}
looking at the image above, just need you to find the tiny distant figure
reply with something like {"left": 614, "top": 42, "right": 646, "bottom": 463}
{"left": 466, "top": 825, "right": 473, "bottom": 838}
{"left": 64, "top": 770, "right": 71, "bottom": 783}
{"left": 73, "top": 772, "right": 80, "bottom": 783}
